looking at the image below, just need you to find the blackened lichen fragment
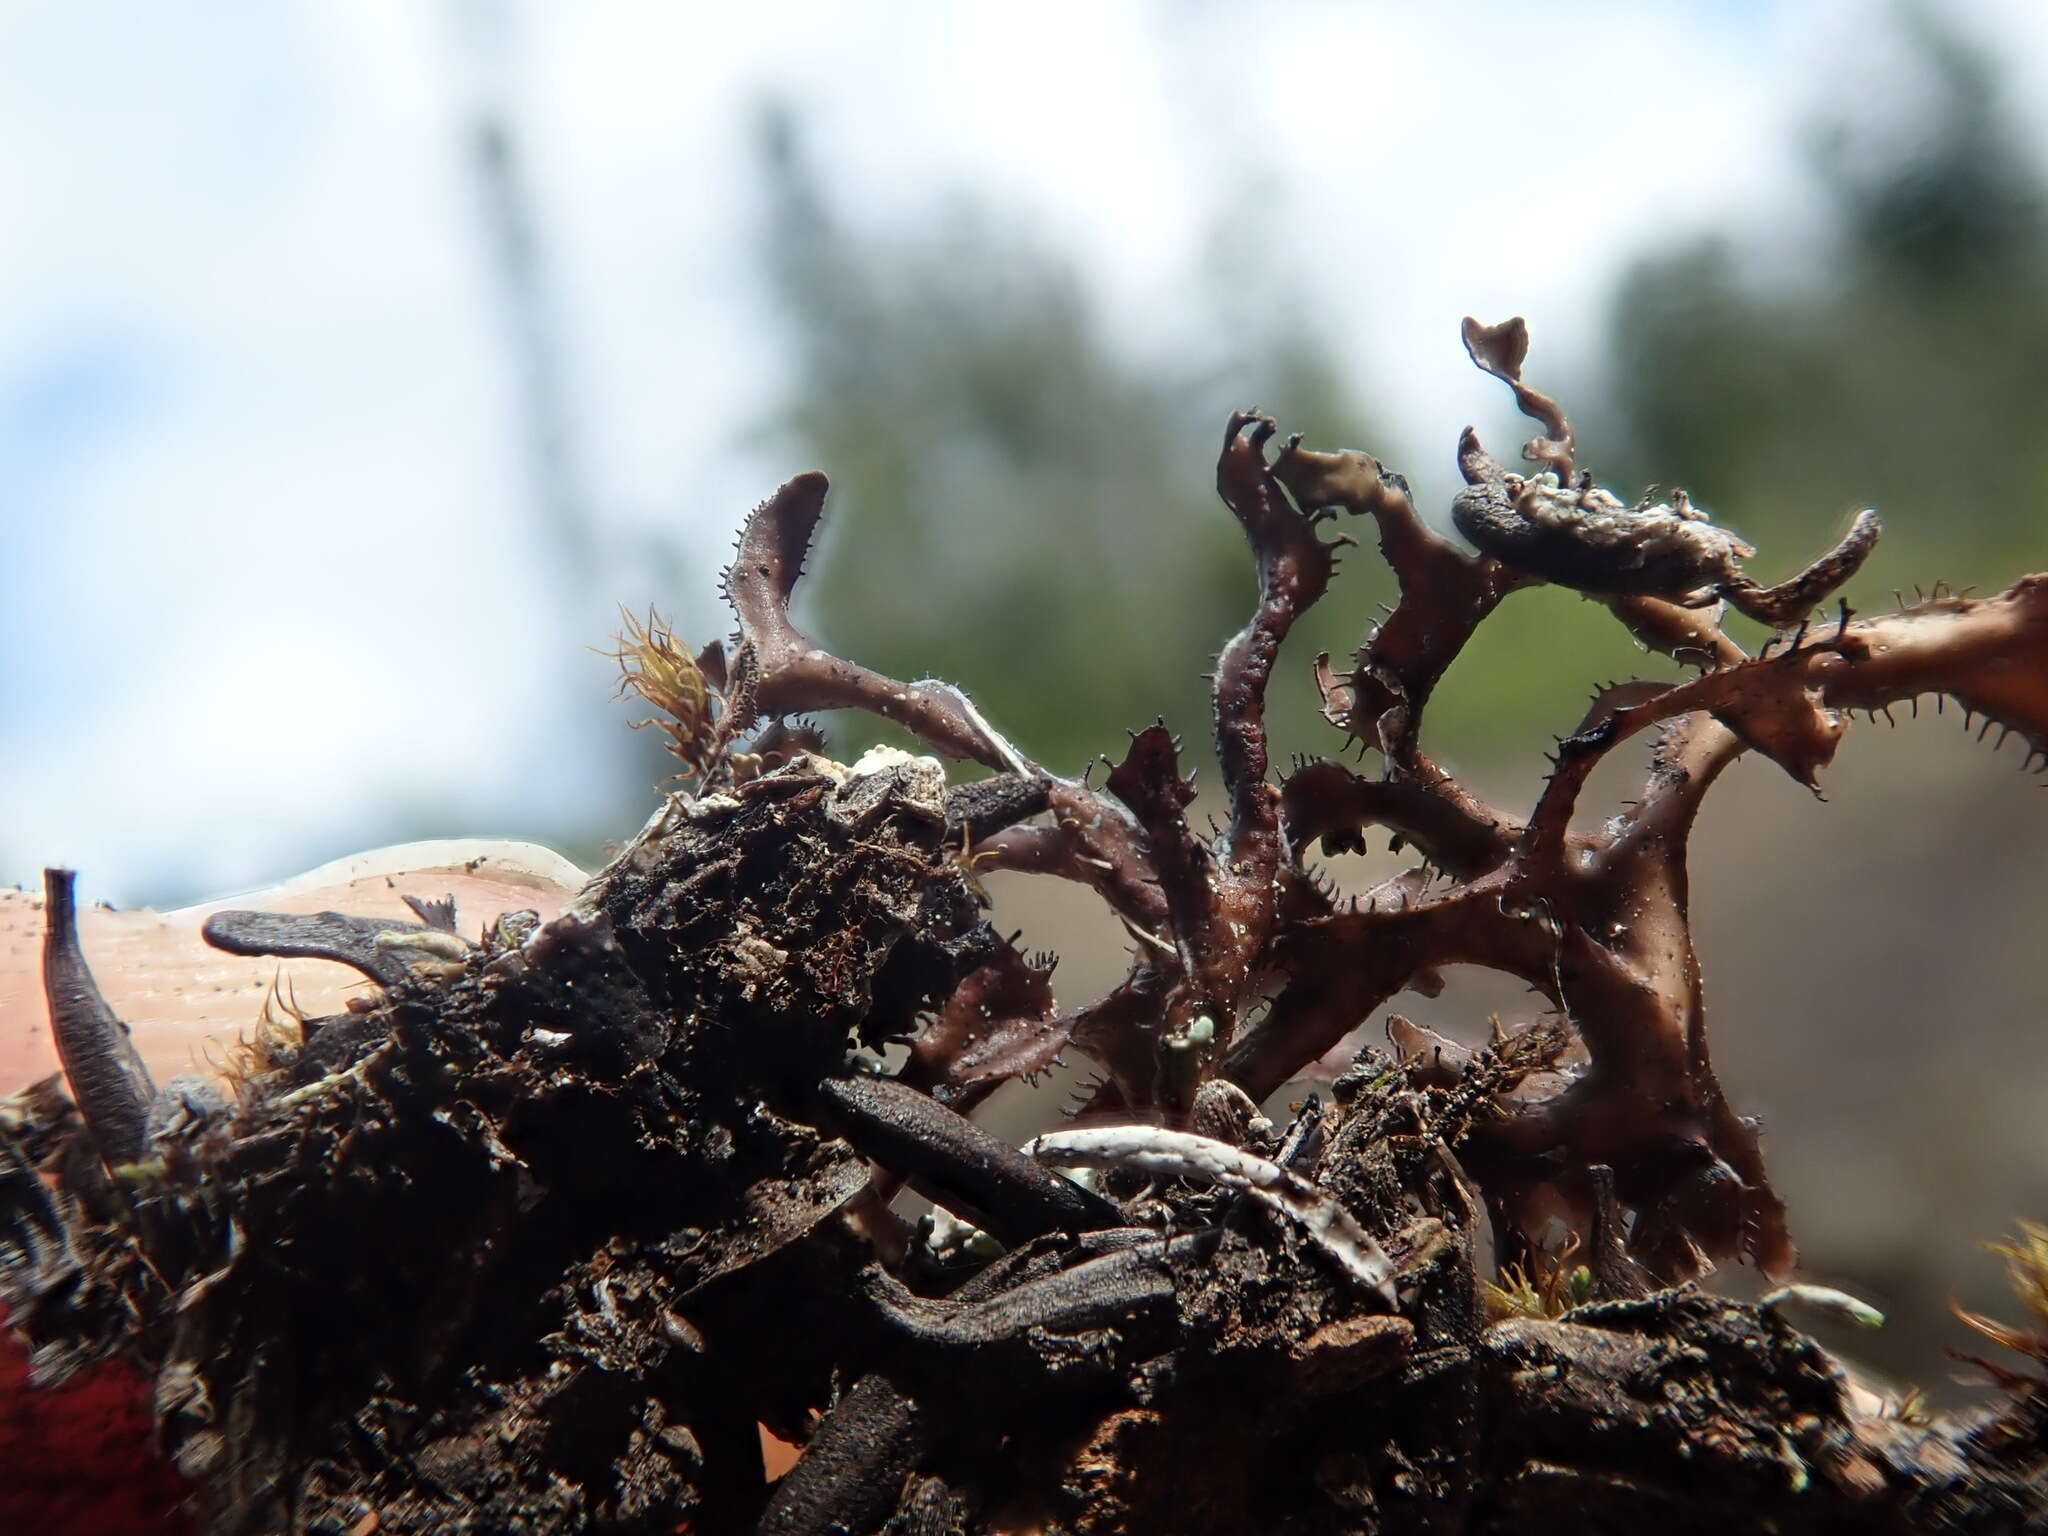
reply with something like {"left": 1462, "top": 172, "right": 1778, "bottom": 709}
{"left": 757, "top": 1374, "right": 922, "bottom": 1536}
{"left": 814, "top": 1072, "right": 1121, "bottom": 1244}
{"left": 41, "top": 869, "right": 156, "bottom": 1167}
{"left": 200, "top": 908, "right": 448, "bottom": 989}
{"left": 596, "top": 753, "right": 998, "bottom": 1087}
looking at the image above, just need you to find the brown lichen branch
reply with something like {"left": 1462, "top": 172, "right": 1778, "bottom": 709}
{"left": 1213, "top": 326, "right": 2043, "bottom": 1287}
{"left": 967, "top": 817, "right": 1167, "bottom": 933}
{"left": 1460, "top": 315, "right": 1576, "bottom": 479}
{"left": 1524, "top": 582, "right": 2048, "bottom": 1230}
{"left": 1225, "top": 878, "right": 1555, "bottom": 1098}
{"left": 720, "top": 472, "right": 1033, "bottom": 771}
{"left": 1244, "top": 737, "right": 1791, "bottom": 1279}
{"left": 1731, "top": 509, "right": 1885, "bottom": 627}
{"left": 1211, "top": 412, "right": 1342, "bottom": 921}
{"left": 915, "top": 413, "right": 1358, "bottom": 1116}
{"left": 647, "top": 318, "right": 2040, "bottom": 1297}
{"left": 1273, "top": 434, "right": 1533, "bottom": 753}
{"left": 711, "top": 462, "right": 1257, "bottom": 1116}
{"left": 1067, "top": 414, "right": 1355, "bottom": 1110}
{"left": 1550, "top": 577, "right": 2048, "bottom": 802}
{"left": 1100, "top": 726, "right": 1208, "bottom": 959}
{"left": 712, "top": 473, "right": 1188, "bottom": 1106}
{"left": 1454, "top": 315, "right": 1881, "bottom": 627}
{"left": 1597, "top": 591, "right": 1842, "bottom": 787}
{"left": 1280, "top": 756, "right": 1517, "bottom": 880}
{"left": 1248, "top": 584, "right": 2047, "bottom": 1282}
{"left": 902, "top": 942, "right": 1062, "bottom": 1104}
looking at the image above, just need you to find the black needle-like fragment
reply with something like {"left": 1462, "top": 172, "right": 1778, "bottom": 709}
{"left": 1277, "top": 1091, "right": 1326, "bottom": 1170}
{"left": 942, "top": 772, "right": 1049, "bottom": 845}
{"left": 399, "top": 892, "right": 460, "bottom": 933}
{"left": 866, "top": 1230, "right": 1212, "bottom": 1349}
{"left": 756, "top": 1373, "right": 921, "bottom": 1536}
{"left": 41, "top": 868, "right": 157, "bottom": 1166}
{"left": 814, "top": 1073, "right": 1122, "bottom": 1245}
{"left": 201, "top": 909, "right": 455, "bottom": 989}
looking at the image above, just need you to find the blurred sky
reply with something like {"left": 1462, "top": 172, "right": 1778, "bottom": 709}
{"left": 7, "top": 0, "right": 2048, "bottom": 907}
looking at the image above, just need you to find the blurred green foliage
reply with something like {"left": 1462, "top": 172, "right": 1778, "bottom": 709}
{"left": 754, "top": 5, "right": 2048, "bottom": 779}
{"left": 1608, "top": 3, "right": 2048, "bottom": 600}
